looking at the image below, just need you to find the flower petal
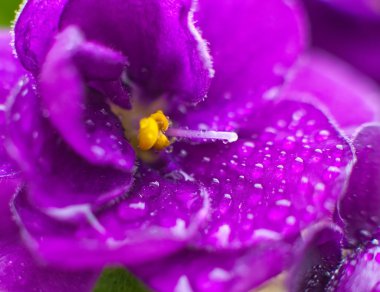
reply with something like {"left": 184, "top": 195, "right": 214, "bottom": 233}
{"left": 40, "top": 26, "right": 135, "bottom": 170}
{"left": 13, "top": 168, "right": 209, "bottom": 268}
{"left": 0, "top": 235, "right": 98, "bottom": 292}
{"left": 287, "top": 223, "right": 343, "bottom": 292}
{"left": 59, "top": 0, "right": 212, "bottom": 104}
{"left": 14, "top": 0, "right": 68, "bottom": 73}
{"left": 0, "top": 176, "right": 21, "bottom": 235}
{"left": 7, "top": 75, "right": 133, "bottom": 209}
{"left": 339, "top": 124, "right": 380, "bottom": 246}
{"left": 304, "top": 0, "right": 380, "bottom": 84}
{"left": 133, "top": 240, "right": 290, "bottom": 292}
{"left": 170, "top": 100, "right": 353, "bottom": 250}
{"left": 312, "top": 0, "right": 380, "bottom": 20}
{"left": 0, "top": 30, "right": 25, "bottom": 234}
{"left": 174, "top": 0, "right": 306, "bottom": 130}
{"left": 280, "top": 50, "right": 380, "bottom": 134}
{"left": 0, "top": 30, "right": 24, "bottom": 178}
{"left": 326, "top": 243, "right": 380, "bottom": 292}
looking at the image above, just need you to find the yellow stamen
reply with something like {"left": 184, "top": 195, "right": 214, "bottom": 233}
{"left": 138, "top": 111, "right": 171, "bottom": 151}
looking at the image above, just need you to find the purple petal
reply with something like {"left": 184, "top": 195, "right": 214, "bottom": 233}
{"left": 13, "top": 169, "right": 209, "bottom": 268}
{"left": 0, "top": 30, "right": 24, "bottom": 178}
{"left": 287, "top": 223, "right": 343, "bottom": 292}
{"left": 0, "top": 235, "right": 98, "bottom": 292}
{"left": 170, "top": 100, "right": 353, "bottom": 250}
{"left": 174, "top": 0, "right": 306, "bottom": 130}
{"left": 314, "top": 0, "right": 380, "bottom": 20}
{"left": 0, "top": 30, "right": 25, "bottom": 234}
{"left": 304, "top": 0, "right": 380, "bottom": 84}
{"left": 339, "top": 124, "right": 380, "bottom": 246}
{"left": 40, "top": 27, "right": 135, "bottom": 170}
{"left": 7, "top": 75, "right": 133, "bottom": 209}
{"left": 133, "top": 240, "right": 291, "bottom": 292}
{"left": 326, "top": 243, "right": 380, "bottom": 292}
{"left": 59, "top": 0, "right": 212, "bottom": 104}
{"left": 280, "top": 50, "right": 380, "bottom": 134}
{"left": 0, "top": 30, "right": 26, "bottom": 103}
{"left": 0, "top": 176, "right": 21, "bottom": 235}
{"left": 14, "top": 0, "right": 68, "bottom": 74}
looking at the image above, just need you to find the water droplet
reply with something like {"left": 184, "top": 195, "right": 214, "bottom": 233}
{"left": 91, "top": 146, "right": 105, "bottom": 157}
{"left": 315, "top": 130, "right": 330, "bottom": 142}
{"left": 202, "top": 156, "right": 211, "bottom": 163}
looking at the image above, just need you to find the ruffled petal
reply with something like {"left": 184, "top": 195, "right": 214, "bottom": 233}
{"left": 39, "top": 26, "right": 135, "bottom": 170}
{"left": 59, "top": 0, "right": 212, "bottom": 104}
{"left": 0, "top": 30, "right": 26, "bottom": 103}
{"left": 280, "top": 50, "right": 380, "bottom": 134}
{"left": 0, "top": 30, "right": 24, "bottom": 178}
{"left": 0, "top": 235, "right": 98, "bottom": 292}
{"left": 174, "top": 0, "right": 306, "bottom": 130}
{"left": 133, "top": 240, "right": 290, "bottom": 292}
{"left": 287, "top": 223, "right": 343, "bottom": 292}
{"left": 0, "top": 30, "right": 25, "bottom": 234}
{"left": 304, "top": 0, "right": 380, "bottom": 84}
{"left": 7, "top": 75, "right": 133, "bottom": 209}
{"left": 14, "top": 0, "right": 68, "bottom": 74}
{"left": 339, "top": 124, "right": 380, "bottom": 246}
{"left": 170, "top": 100, "right": 353, "bottom": 250}
{"left": 326, "top": 243, "right": 380, "bottom": 292}
{"left": 12, "top": 169, "right": 209, "bottom": 268}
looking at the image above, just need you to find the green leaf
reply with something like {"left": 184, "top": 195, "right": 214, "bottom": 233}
{"left": 94, "top": 268, "right": 150, "bottom": 292}
{"left": 0, "top": 0, "right": 22, "bottom": 27}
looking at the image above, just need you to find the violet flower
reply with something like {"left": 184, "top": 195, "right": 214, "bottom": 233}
{"left": 0, "top": 29, "right": 99, "bottom": 292}
{"left": 1, "top": 0, "right": 374, "bottom": 291}
{"left": 288, "top": 124, "right": 380, "bottom": 292}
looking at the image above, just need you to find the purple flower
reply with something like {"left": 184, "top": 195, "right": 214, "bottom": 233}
{"left": 288, "top": 124, "right": 380, "bottom": 291}
{"left": 0, "top": 29, "right": 99, "bottom": 292}
{"left": 2, "top": 0, "right": 376, "bottom": 291}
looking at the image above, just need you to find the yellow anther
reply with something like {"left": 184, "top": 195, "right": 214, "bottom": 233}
{"left": 153, "top": 133, "right": 170, "bottom": 150}
{"left": 138, "top": 111, "right": 171, "bottom": 151}
{"left": 150, "top": 110, "right": 169, "bottom": 131}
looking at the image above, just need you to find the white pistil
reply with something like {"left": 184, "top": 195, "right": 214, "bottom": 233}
{"left": 166, "top": 128, "right": 238, "bottom": 143}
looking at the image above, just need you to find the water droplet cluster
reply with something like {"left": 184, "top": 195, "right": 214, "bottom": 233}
{"left": 171, "top": 101, "right": 352, "bottom": 249}
{"left": 327, "top": 243, "right": 380, "bottom": 291}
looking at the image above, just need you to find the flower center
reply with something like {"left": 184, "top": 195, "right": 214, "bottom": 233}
{"left": 138, "top": 110, "right": 170, "bottom": 151}
{"left": 111, "top": 103, "right": 238, "bottom": 153}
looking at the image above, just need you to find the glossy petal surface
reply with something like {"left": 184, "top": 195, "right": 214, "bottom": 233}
{"left": 171, "top": 100, "right": 352, "bottom": 250}
{"left": 134, "top": 240, "right": 290, "bottom": 292}
{"left": 281, "top": 50, "right": 380, "bottom": 134}
{"left": 339, "top": 124, "right": 380, "bottom": 245}
{"left": 7, "top": 76, "right": 133, "bottom": 209}
{"left": 288, "top": 223, "right": 343, "bottom": 292}
{"left": 59, "top": 0, "right": 212, "bottom": 103}
{"left": 0, "top": 235, "right": 97, "bottom": 292}
{"left": 326, "top": 243, "right": 380, "bottom": 292}
{"left": 13, "top": 169, "right": 209, "bottom": 268}
{"left": 175, "top": 0, "right": 306, "bottom": 130}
